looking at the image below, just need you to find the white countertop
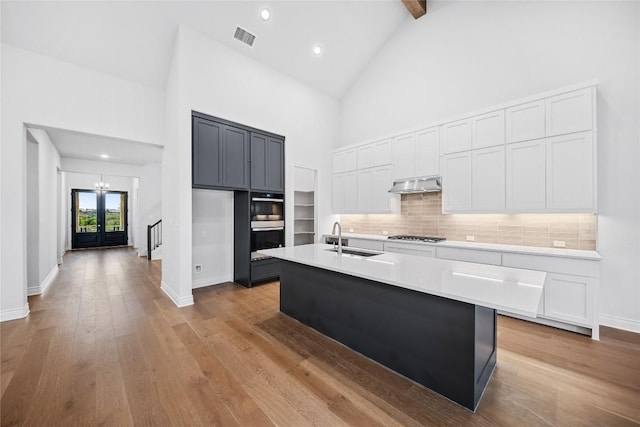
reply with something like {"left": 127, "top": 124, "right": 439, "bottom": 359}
{"left": 260, "top": 244, "right": 546, "bottom": 318}
{"left": 334, "top": 233, "right": 602, "bottom": 260}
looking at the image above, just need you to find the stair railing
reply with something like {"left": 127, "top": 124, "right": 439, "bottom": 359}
{"left": 147, "top": 219, "right": 162, "bottom": 260}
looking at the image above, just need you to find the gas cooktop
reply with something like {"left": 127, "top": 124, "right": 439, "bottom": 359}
{"left": 388, "top": 235, "right": 446, "bottom": 243}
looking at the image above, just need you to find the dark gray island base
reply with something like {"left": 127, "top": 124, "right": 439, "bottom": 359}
{"left": 279, "top": 260, "right": 497, "bottom": 411}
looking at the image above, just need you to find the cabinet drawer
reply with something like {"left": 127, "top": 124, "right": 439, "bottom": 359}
{"left": 348, "top": 238, "right": 384, "bottom": 251}
{"left": 436, "top": 247, "right": 502, "bottom": 266}
{"left": 251, "top": 258, "right": 280, "bottom": 282}
{"left": 383, "top": 242, "right": 435, "bottom": 257}
{"left": 502, "top": 253, "right": 597, "bottom": 277}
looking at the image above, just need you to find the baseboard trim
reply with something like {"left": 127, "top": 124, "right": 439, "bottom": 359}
{"left": 192, "top": 277, "right": 231, "bottom": 289}
{"left": 27, "top": 265, "right": 58, "bottom": 296}
{"left": 0, "top": 303, "right": 30, "bottom": 322}
{"left": 161, "top": 281, "right": 194, "bottom": 307}
{"left": 599, "top": 314, "right": 640, "bottom": 334}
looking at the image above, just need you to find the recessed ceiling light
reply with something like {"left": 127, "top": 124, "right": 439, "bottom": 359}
{"left": 100, "top": 154, "right": 109, "bottom": 159}
{"left": 260, "top": 8, "right": 271, "bottom": 21}
{"left": 312, "top": 44, "right": 323, "bottom": 56}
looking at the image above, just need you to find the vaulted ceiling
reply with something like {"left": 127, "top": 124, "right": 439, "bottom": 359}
{"left": 1, "top": 1, "right": 410, "bottom": 98}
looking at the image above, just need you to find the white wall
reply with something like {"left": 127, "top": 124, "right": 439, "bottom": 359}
{"left": 0, "top": 43, "right": 165, "bottom": 320}
{"left": 26, "top": 139, "right": 39, "bottom": 288}
{"left": 160, "top": 26, "right": 339, "bottom": 305}
{"left": 138, "top": 162, "right": 162, "bottom": 256}
{"left": 28, "top": 129, "right": 62, "bottom": 294}
{"left": 192, "top": 189, "right": 234, "bottom": 288}
{"left": 339, "top": 1, "right": 640, "bottom": 331}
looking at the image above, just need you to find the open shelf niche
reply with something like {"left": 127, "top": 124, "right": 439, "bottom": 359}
{"left": 293, "top": 166, "right": 317, "bottom": 246}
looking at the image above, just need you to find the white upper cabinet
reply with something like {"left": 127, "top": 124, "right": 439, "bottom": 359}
{"left": 472, "top": 146, "right": 505, "bottom": 210}
{"left": 442, "top": 152, "right": 472, "bottom": 212}
{"left": 373, "top": 139, "right": 392, "bottom": 166}
{"left": 332, "top": 148, "right": 357, "bottom": 173}
{"left": 472, "top": 110, "right": 505, "bottom": 149}
{"left": 393, "top": 133, "right": 417, "bottom": 179}
{"left": 506, "top": 100, "right": 546, "bottom": 143}
{"left": 546, "top": 131, "right": 594, "bottom": 212}
{"left": 357, "top": 144, "right": 373, "bottom": 169}
{"left": 373, "top": 166, "right": 398, "bottom": 213}
{"left": 357, "top": 169, "right": 374, "bottom": 212}
{"left": 415, "top": 127, "right": 440, "bottom": 177}
{"left": 506, "top": 139, "right": 546, "bottom": 211}
{"left": 332, "top": 171, "right": 358, "bottom": 214}
{"left": 344, "top": 171, "right": 358, "bottom": 213}
{"left": 333, "top": 82, "right": 597, "bottom": 215}
{"left": 442, "top": 119, "right": 473, "bottom": 154}
{"left": 332, "top": 173, "right": 345, "bottom": 213}
{"left": 546, "top": 88, "right": 593, "bottom": 137}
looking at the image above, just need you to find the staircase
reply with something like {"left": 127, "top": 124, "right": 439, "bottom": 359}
{"left": 147, "top": 219, "right": 162, "bottom": 260}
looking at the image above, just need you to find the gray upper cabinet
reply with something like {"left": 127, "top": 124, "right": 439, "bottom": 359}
{"left": 251, "top": 133, "right": 284, "bottom": 193}
{"left": 222, "top": 125, "right": 249, "bottom": 189}
{"left": 193, "top": 117, "right": 224, "bottom": 188}
{"left": 192, "top": 116, "right": 249, "bottom": 190}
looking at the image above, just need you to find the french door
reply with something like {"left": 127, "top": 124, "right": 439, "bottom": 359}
{"left": 71, "top": 189, "right": 128, "bottom": 249}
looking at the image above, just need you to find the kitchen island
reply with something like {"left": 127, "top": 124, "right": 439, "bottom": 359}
{"left": 260, "top": 244, "right": 545, "bottom": 411}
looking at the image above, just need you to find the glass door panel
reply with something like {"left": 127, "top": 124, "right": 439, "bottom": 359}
{"left": 76, "top": 192, "right": 98, "bottom": 232}
{"left": 71, "top": 189, "right": 128, "bottom": 249}
{"left": 72, "top": 190, "right": 101, "bottom": 248}
{"left": 104, "top": 192, "right": 124, "bottom": 232}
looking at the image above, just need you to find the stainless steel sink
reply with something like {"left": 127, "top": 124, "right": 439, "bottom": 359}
{"left": 325, "top": 247, "right": 382, "bottom": 257}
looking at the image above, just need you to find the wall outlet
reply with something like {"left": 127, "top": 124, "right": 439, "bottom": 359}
{"left": 382, "top": 230, "right": 388, "bottom": 235}
{"left": 553, "top": 240, "right": 566, "bottom": 248}
{"left": 195, "top": 264, "right": 202, "bottom": 273}
{"left": 466, "top": 235, "right": 475, "bottom": 242}
{"left": 349, "top": 228, "right": 354, "bottom": 232}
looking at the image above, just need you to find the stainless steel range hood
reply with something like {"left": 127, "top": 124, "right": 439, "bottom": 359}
{"left": 388, "top": 176, "right": 442, "bottom": 194}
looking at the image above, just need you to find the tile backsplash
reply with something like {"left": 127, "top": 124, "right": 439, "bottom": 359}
{"left": 340, "top": 193, "right": 597, "bottom": 251}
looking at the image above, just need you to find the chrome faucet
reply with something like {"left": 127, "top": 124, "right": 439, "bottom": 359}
{"left": 332, "top": 221, "right": 343, "bottom": 255}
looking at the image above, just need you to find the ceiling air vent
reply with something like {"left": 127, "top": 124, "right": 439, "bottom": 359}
{"left": 233, "top": 26, "right": 256, "bottom": 47}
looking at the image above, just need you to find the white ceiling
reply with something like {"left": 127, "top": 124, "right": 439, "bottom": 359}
{"left": 1, "top": 1, "right": 409, "bottom": 98}
{"left": 29, "top": 126, "right": 163, "bottom": 166}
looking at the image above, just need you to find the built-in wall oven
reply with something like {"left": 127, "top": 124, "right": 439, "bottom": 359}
{"left": 250, "top": 193, "right": 284, "bottom": 260}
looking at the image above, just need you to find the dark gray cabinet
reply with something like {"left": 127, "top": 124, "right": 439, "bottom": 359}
{"left": 222, "top": 125, "right": 250, "bottom": 189}
{"left": 192, "top": 117, "right": 249, "bottom": 190}
{"left": 193, "top": 118, "right": 223, "bottom": 188}
{"left": 251, "top": 133, "right": 284, "bottom": 192}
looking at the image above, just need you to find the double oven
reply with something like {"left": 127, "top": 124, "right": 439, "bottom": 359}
{"left": 250, "top": 193, "right": 284, "bottom": 260}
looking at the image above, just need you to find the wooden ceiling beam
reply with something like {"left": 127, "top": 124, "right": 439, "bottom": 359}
{"left": 402, "top": 0, "right": 427, "bottom": 19}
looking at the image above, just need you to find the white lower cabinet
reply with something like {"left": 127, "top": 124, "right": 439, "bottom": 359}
{"left": 383, "top": 242, "right": 435, "bottom": 257}
{"left": 436, "top": 247, "right": 502, "bottom": 265}
{"left": 506, "top": 139, "right": 546, "bottom": 211}
{"left": 501, "top": 253, "right": 597, "bottom": 335}
{"left": 343, "top": 234, "right": 600, "bottom": 337}
{"left": 348, "top": 238, "right": 384, "bottom": 251}
{"left": 543, "top": 274, "right": 594, "bottom": 327}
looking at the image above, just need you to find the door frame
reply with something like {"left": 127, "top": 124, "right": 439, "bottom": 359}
{"left": 71, "top": 189, "right": 129, "bottom": 249}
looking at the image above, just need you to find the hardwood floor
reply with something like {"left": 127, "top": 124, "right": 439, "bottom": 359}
{"left": 1, "top": 247, "right": 639, "bottom": 426}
